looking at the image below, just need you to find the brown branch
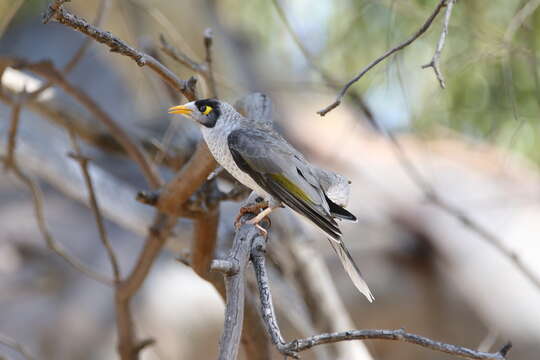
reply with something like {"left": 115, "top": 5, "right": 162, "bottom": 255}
{"left": 203, "top": 28, "right": 218, "bottom": 98}
{"left": 317, "top": 0, "right": 448, "bottom": 116}
{"left": 422, "top": 0, "right": 456, "bottom": 88}
{"left": 44, "top": 1, "right": 197, "bottom": 100}
{"left": 160, "top": 31, "right": 218, "bottom": 98}
{"left": 2, "top": 159, "right": 113, "bottom": 285}
{"left": 114, "top": 213, "right": 177, "bottom": 360}
{"left": 0, "top": 79, "right": 192, "bottom": 170}
{"left": 0, "top": 58, "right": 162, "bottom": 189}
{"left": 68, "top": 132, "right": 121, "bottom": 282}
{"left": 0, "top": 334, "right": 35, "bottom": 360}
{"left": 157, "top": 141, "right": 217, "bottom": 216}
{"left": 3, "top": 94, "right": 22, "bottom": 169}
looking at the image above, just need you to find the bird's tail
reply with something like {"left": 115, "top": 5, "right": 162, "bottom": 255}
{"left": 328, "top": 238, "right": 374, "bottom": 302}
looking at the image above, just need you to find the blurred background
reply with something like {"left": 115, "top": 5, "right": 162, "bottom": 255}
{"left": 1, "top": 0, "right": 540, "bottom": 359}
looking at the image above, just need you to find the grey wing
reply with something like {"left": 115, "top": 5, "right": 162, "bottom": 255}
{"left": 227, "top": 128, "right": 342, "bottom": 240}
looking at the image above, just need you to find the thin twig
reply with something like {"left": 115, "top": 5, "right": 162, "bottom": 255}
{"left": 318, "top": 0, "right": 448, "bottom": 116}
{"left": 1, "top": 58, "right": 162, "bottom": 189}
{"left": 114, "top": 213, "right": 177, "bottom": 360}
{"left": 0, "top": 334, "right": 35, "bottom": 360}
{"left": 68, "top": 131, "right": 121, "bottom": 282}
{"left": 283, "top": 330, "right": 511, "bottom": 360}
{"left": 43, "top": 0, "right": 197, "bottom": 100}
{"left": 0, "top": 76, "right": 192, "bottom": 170}
{"left": 271, "top": 0, "right": 375, "bottom": 126}
{"left": 4, "top": 94, "right": 23, "bottom": 169}
{"left": 422, "top": 0, "right": 456, "bottom": 88}
{"left": 3, "top": 159, "right": 113, "bottom": 286}
{"left": 203, "top": 28, "right": 218, "bottom": 98}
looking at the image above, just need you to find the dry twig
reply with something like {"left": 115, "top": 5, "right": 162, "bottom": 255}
{"left": 270, "top": 0, "right": 375, "bottom": 127}
{"left": 68, "top": 132, "right": 121, "bottom": 281}
{"left": 422, "top": 0, "right": 456, "bottom": 88}
{"left": 249, "top": 233, "right": 512, "bottom": 360}
{"left": 0, "top": 57, "right": 162, "bottom": 188}
{"left": 318, "top": 0, "right": 448, "bottom": 116}
{"left": 44, "top": 0, "right": 197, "bottom": 100}
{"left": 2, "top": 101, "right": 113, "bottom": 285}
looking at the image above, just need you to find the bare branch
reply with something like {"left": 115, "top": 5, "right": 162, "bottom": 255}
{"left": 68, "top": 132, "right": 121, "bottom": 282}
{"left": 160, "top": 30, "right": 219, "bottom": 98}
{"left": 160, "top": 34, "right": 204, "bottom": 73}
{"left": 0, "top": 76, "right": 192, "bottom": 170}
{"left": 214, "top": 221, "right": 263, "bottom": 360}
{"left": 247, "top": 215, "right": 511, "bottom": 360}
{"left": 251, "top": 237, "right": 297, "bottom": 359}
{"left": 271, "top": 0, "right": 375, "bottom": 127}
{"left": 43, "top": 0, "right": 197, "bottom": 100}
{"left": 427, "top": 191, "right": 540, "bottom": 290}
{"left": 385, "top": 133, "right": 540, "bottom": 291}
{"left": 284, "top": 330, "right": 511, "bottom": 360}
{"left": 318, "top": 0, "right": 448, "bottom": 116}
{"left": 3, "top": 94, "right": 23, "bottom": 169}
{"left": 0, "top": 58, "right": 162, "bottom": 188}
{"left": 114, "top": 213, "right": 177, "bottom": 360}
{"left": 157, "top": 141, "right": 218, "bottom": 216}
{"left": 203, "top": 28, "right": 218, "bottom": 98}
{"left": 422, "top": 0, "right": 456, "bottom": 88}
{"left": 0, "top": 334, "right": 35, "bottom": 360}
{"left": 3, "top": 159, "right": 113, "bottom": 286}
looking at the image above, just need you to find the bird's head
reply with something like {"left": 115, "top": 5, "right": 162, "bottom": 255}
{"left": 168, "top": 98, "right": 223, "bottom": 128}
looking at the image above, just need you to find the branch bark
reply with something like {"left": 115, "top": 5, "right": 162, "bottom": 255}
{"left": 212, "top": 221, "right": 263, "bottom": 360}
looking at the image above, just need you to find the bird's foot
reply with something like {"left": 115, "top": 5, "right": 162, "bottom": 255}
{"left": 234, "top": 199, "right": 268, "bottom": 229}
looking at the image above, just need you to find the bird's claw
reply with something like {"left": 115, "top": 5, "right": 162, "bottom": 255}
{"left": 234, "top": 201, "right": 268, "bottom": 229}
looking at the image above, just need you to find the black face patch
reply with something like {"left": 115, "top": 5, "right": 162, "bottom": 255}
{"left": 194, "top": 98, "right": 221, "bottom": 128}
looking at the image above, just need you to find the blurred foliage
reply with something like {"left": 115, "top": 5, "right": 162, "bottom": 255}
{"left": 219, "top": 0, "right": 540, "bottom": 164}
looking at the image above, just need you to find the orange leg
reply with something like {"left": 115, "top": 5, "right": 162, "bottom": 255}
{"left": 234, "top": 200, "right": 268, "bottom": 229}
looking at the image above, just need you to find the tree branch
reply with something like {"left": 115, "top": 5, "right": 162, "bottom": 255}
{"left": 203, "top": 28, "right": 218, "bottom": 98}
{"left": 249, "top": 229, "right": 512, "bottom": 360}
{"left": 318, "top": 0, "right": 448, "bottom": 116}
{"left": 212, "top": 220, "right": 263, "bottom": 360}
{"left": 422, "top": 0, "right": 456, "bottom": 88}
{"left": 44, "top": 0, "right": 197, "bottom": 100}
{"left": 270, "top": 0, "right": 376, "bottom": 127}
{"left": 68, "top": 132, "right": 121, "bottom": 282}
{"left": 284, "top": 330, "right": 511, "bottom": 360}
{"left": 0, "top": 57, "right": 162, "bottom": 189}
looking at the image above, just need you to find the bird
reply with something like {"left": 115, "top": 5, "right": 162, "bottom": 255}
{"left": 234, "top": 93, "right": 352, "bottom": 208}
{"left": 169, "top": 98, "right": 374, "bottom": 302}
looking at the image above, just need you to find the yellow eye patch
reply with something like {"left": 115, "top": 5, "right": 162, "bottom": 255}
{"left": 202, "top": 105, "right": 213, "bottom": 115}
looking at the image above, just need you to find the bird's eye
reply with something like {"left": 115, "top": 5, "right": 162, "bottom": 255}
{"left": 200, "top": 105, "right": 213, "bottom": 115}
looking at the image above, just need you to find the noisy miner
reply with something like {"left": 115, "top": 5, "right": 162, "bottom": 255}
{"left": 235, "top": 92, "right": 352, "bottom": 208}
{"left": 169, "top": 99, "right": 374, "bottom": 302}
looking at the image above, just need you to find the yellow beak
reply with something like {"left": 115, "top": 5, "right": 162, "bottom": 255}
{"left": 168, "top": 105, "right": 193, "bottom": 115}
